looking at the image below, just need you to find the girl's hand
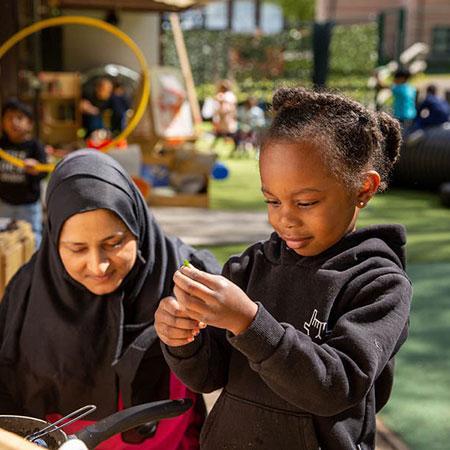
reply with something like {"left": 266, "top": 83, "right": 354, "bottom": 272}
{"left": 173, "top": 265, "right": 258, "bottom": 336}
{"left": 155, "top": 296, "right": 202, "bottom": 347}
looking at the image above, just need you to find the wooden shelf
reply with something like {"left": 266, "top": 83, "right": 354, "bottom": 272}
{"left": 20, "top": 71, "right": 82, "bottom": 146}
{"left": 21, "top": 94, "right": 79, "bottom": 101}
{"left": 43, "top": 121, "right": 79, "bottom": 128}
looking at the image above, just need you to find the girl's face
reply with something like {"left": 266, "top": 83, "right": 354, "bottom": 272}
{"left": 59, "top": 209, "right": 138, "bottom": 295}
{"left": 260, "top": 140, "right": 363, "bottom": 257}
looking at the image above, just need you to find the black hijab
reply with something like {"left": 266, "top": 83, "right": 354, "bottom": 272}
{"left": 0, "top": 149, "right": 220, "bottom": 419}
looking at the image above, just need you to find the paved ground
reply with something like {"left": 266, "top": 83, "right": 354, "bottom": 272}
{"left": 152, "top": 206, "right": 409, "bottom": 450}
{"left": 151, "top": 207, "right": 272, "bottom": 246}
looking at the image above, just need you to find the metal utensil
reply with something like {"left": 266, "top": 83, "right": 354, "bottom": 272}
{"left": 24, "top": 405, "right": 96, "bottom": 444}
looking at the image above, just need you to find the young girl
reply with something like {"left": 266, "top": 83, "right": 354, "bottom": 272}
{"left": 155, "top": 88, "right": 412, "bottom": 449}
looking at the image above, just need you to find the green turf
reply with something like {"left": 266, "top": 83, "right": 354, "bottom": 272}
{"left": 379, "top": 262, "right": 450, "bottom": 450}
{"left": 210, "top": 156, "right": 264, "bottom": 211}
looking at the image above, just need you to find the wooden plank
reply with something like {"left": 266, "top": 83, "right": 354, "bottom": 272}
{"left": 169, "top": 13, "right": 203, "bottom": 127}
{"left": 147, "top": 192, "right": 209, "bottom": 207}
{"left": 58, "top": 0, "right": 207, "bottom": 12}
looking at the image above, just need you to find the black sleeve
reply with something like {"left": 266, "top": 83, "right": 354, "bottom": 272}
{"left": 160, "top": 259, "right": 236, "bottom": 393}
{"left": 0, "top": 279, "right": 25, "bottom": 413}
{"left": 29, "top": 140, "right": 48, "bottom": 181}
{"left": 227, "top": 272, "right": 412, "bottom": 417}
{"left": 162, "top": 325, "right": 231, "bottom": 393}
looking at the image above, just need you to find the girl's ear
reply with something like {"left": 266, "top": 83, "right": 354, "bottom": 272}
{"left": 356, "top": 171, "right": 381, "bottom": 208}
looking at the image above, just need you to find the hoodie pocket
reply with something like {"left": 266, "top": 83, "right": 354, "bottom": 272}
{"left": 200, "top": 391, "right": 319, "bottom": 449}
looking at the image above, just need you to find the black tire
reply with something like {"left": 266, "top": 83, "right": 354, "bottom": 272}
{"left": 439, "top": 182, "right": 450, "bottom": 207}
{"left": 395, "top": 125, "right": 450, "bottom": 189}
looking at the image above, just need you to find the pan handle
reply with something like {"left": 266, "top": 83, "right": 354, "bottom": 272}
{"left": 74, "top": 398, "right": 192, "bottom": 449}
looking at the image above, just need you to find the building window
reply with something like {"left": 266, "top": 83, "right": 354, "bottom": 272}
{"left": 202, "top": 0, "right": 284, "bottom": 34}
{"left": 205, "top": 1, "right": 228, "bottom": 30}
{"left": 261, "top": 2, "right": 284, "bottom": 34}
{"left": 232, "top": 0, "right": 256, "bottom": 32}
{"left": 179, "top": 8, "right": 205, "bottom": 30}
{"left": 432, "top": 27, "right": 450, "bottom": 56}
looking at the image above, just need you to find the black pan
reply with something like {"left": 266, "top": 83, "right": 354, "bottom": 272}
{"left": 0, "top": 398, "right": 192, "bottom": 449}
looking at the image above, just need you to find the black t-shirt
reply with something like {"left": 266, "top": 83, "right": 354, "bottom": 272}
{"left": 0, "top": 135, "right": 47, "bottom": 205}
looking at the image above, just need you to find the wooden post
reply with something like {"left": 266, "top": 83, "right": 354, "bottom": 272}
{"left": 169, "top": 13, "right": 202, "bottom": 127}
{"left": 0, "top": 0, "right": 20, "bottom": 102}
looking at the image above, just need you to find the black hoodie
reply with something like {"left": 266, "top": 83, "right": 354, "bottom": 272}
{"left": 163, "top": 225, "right": 412, "bottom": 450}
{"left": 0, "top": 135, "right": 47, "bottom": 205}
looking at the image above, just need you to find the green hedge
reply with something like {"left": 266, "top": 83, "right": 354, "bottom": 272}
{"left": 163, "top": 23, "right": 377, "bottom": 106}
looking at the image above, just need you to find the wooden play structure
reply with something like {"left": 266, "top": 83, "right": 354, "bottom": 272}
{"left": 0, "top": 4, "right": 212, "bottom": 207}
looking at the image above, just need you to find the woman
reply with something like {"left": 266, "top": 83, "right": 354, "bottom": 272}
{"left": 0, "top": 150, "right": 220, "bottom": 449}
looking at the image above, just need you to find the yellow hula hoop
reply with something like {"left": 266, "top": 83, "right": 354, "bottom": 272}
{"left": 0, "top": 15, "right": 151, "bottom": 172}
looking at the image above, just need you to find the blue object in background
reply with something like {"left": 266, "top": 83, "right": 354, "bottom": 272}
{"left": 211, "top": 161, "right": 229, "bottom": 180}
{"left": 140, "top": 164, "right": 170, "bottom": 187}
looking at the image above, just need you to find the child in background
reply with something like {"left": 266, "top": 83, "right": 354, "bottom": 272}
{"left": 0, "top": 99, "right": 47, "bottom": 247}
{"left": 391, "top": 68, "right": 417, "bottom": 128}
{"left": 211, "top": 80, "right": 238, "bottom": 147}
{"left": 231, "top": 96, "right": 266, "bottom": 156}
{"left": 110, "top": 80, "right": 131, "bottom": 135}
{"left": 414, "top": 84, "right": 450, "bottom": 130}
{"left": 80, "top": 77, "right": 114, "bottom": 137}
{"left": 155, "top": 88, "right": 412, "bottom": 449}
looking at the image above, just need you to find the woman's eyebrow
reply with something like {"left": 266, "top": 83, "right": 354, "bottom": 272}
{"left": 100, "top": 231, "right": 125, "bottom": 242}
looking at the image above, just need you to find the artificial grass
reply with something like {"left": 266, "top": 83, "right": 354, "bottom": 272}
{"left": 379, "top": 262, "right": 450, "bottom": 450}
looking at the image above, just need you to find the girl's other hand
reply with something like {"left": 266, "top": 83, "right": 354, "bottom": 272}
{"left": 173, "top": 265, "right": 258, "bottom": 336}
{"left": 155, "top": 296, "right": 201, "bottom": 347}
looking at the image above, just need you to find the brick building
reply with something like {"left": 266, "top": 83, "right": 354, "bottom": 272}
{"left": 317, "top": 0, "right": 450, "bottom": 71}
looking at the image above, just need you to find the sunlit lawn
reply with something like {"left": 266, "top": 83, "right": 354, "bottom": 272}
{"left": 206, "top": 137, "right": 450, "bottom": 449}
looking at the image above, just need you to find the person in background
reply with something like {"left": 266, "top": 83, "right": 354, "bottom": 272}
{"left": 0, "top": 150, "right": 221, "bottom": 449}
{"left": 231, "top": 96, "right": 266, "bottom": 156}
{"left": 0, "top": 99, "right": 47, "bottom": 247}
{"left": 413, "top": 84, "right": 450, "bottom": 130}
{"left": 80, "top": 77, "right": 114, "bottom": 137}
{"left": 211, "top": 80, "right": 238, "bottom": 148}
{"left": 155, "top": 88, "right": 412, "bottom": 449}
{"left": 390, "top": 68, "right": 417, "bottom": 129}
{"left": 110, "top": 81, "right": 131, "bottom": 135}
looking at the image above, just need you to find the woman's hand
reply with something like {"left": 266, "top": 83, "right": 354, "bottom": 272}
{"left": 155, "top": 296, "right": 202, "bottom": 347}
{"left": 173, "top": 265, "right": 258, "bottom": 336}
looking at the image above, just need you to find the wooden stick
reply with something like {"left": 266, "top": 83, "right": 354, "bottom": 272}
{"left": 169, "top": 13, "right": 202, "bottom": 128}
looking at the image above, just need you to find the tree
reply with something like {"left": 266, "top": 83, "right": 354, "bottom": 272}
{"left": 268, "top": 0, "right": 315, "bottom": 22}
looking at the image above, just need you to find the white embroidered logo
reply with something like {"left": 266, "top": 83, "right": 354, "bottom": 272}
{"left": 304, "top": 309, "right": 327, "bottom": 340}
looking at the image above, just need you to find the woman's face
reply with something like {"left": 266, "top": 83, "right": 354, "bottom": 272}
{"left": 59, "top": 209, "right": 138, "bottom": 295}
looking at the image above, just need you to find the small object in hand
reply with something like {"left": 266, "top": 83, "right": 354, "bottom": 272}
{"left": 183, "top": 259, "right": 191, "bottom": 268}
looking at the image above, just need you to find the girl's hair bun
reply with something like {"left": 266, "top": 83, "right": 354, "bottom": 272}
{"left": 376, "top": 111, "right": 402, "bottom": 166}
